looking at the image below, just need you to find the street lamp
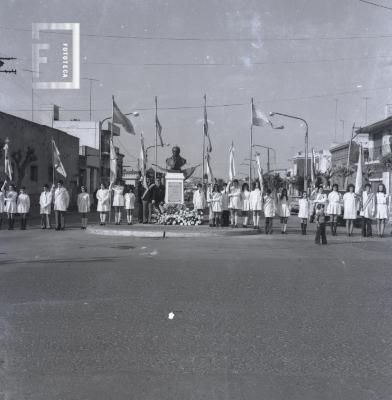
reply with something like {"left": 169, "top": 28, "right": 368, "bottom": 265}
{"left": 101, "top": 111, "right": 139, "bottom": 128}
{"left": 145, "top": 143, "right": 171, "bottom": 164}
{"left": 249, "top": 121, "right": 284, "bottom": 187}
{"left": 269, "top": 112, "right": 309, "bottom": 191}
{"left": 252, "top": 144, "right": 276, "bottom": 173}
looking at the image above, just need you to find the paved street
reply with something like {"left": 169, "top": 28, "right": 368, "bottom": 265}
{"left": 0, "top": 225, "right": 392, "bottom": 400}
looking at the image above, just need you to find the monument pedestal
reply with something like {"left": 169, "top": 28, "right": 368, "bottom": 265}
{"left": 165, "top": 172, "right": 184, "bottom": 204}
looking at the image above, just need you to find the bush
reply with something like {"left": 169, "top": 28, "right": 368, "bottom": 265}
{"left": 151, "top": 203, "right": 203, "bottom": 226}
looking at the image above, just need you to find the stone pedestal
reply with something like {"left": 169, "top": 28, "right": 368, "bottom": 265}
{"left": 165, "top": 172, "right": 184, "bottom": 204}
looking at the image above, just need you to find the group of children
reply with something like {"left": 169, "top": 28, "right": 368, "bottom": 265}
{"left": 301, "top": 182, "right": 391, "bottom": 244}
{"left": 193, "top": 179, "right": 291, "bottom": 234}
{"left": 0, "top": 180, "right": 136, "bottom": 231}
{"left": 192, "top": 180, "right": 391, "bottom": 244}
{"left": 1, "top": 178, "right": 391, "bottom": 242}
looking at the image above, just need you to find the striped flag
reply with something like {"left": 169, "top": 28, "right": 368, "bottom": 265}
{"left": 355, "top": 145, "right": 363, "bottom": 194}
{"left": 252, "top": 98, "right": 273, "bottom": 127}
{"left": 155, "top": 116, "right": 163, "bottom": 147}
{"left": 3, "top": 139, "right": 12, "bottom": 181}
{"left": 110, "top": 138, "right": 117, "bottom": 184}
{"left": 206, "top": 152, "right": 214, "bottom": 183}
{"left": 113, "top": 96, "right": 135, "bottom": 135}
{"left": 155, "top": 96, "right": 164, "bottom": 147}
{"left": 52, "top": 139, "right": 67, "bottom": 178}
{"left": 204, "top": 94, "right": 212, "bottom": 153}
{"left": 256, "top": 153, "right": 263, "bottom": 192}
{"left": 140, "top": 133, "right": 147, "bottom": 186}
{"left": 229, "top": 142, "right": 236, "bottom": 180}
{"left": 311, "top": 148, "right": 315, "bottom": 187}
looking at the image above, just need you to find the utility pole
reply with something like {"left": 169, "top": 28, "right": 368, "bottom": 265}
{"left": 22, "top": 69, "right": 37, "bottom": 122}
{"left": 340, "top": 119, "right": 345, "bottom": 141}
{"left": 0, "top": 57, "right": 17, "bottom": 74}
{"left": 334, "top": 99, "right": 338, "bottom": 141}
{"left": 82, "top": 77, "right": 99, "bottom": 121}
{"left": 363, "top": 97, "right": 371, "bottom": 125}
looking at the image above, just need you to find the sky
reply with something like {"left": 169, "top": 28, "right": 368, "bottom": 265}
{"left": 1, "top": 0, "right": 392, "bottom": 178}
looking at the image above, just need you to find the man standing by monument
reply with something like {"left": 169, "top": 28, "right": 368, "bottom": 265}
{"left": 152, "top": 177, "right": 165, "bottom": 213}
{"left": 141, "top": 178, "right": 154, "bottom": 223}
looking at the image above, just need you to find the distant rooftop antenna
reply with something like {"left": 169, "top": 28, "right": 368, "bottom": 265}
{"left": 385, "top": 104, "right": 392, "bottom": 119}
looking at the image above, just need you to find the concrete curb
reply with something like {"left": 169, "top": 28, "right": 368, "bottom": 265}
{"left": 86, "top": 226, "right": 262, "bottom": 238}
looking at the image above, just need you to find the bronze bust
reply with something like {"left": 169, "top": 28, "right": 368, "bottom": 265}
{"left": 165, "top": 146, "right": 187, "bottom": 172}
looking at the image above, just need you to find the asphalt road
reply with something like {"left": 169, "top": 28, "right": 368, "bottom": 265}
{"left": 0, "top": 226, "right": 392, "bottom": 399}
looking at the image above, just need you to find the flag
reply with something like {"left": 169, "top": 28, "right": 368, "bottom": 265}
{"left": 355, "top": 145, "right": 363, "bottom": 194}
{"left": 3, "top": 140, "right": 12, "bottom": 180}
{"left": 229, "top": 142, "right": 236, "bottom": 180}
{"left": 155, "top": 115, "right": 164, "bottom": 147}
{"left": 183, "top": 164, "right": 200, "bottom": 180}
{"left": 204, "top": 94, "right": 212, "bottom": 153}
{"left": 52, "top": 139, "right": 67, "bottom": 178}
{"left": 112, "top": 97, "right": 135, "bottom": 135}
{"left": 155, "top": 96, "right": 164, "bottom": 147}
{"left": 252, "top": 98, "right": 273, "bottom": 127}
{"left": 311, "top": 148, "right": 315, "bottom": 187}
{"left": 206, "top": 152, "right": 214, "bottom": 183}
{"left": 256, "top": 153, "right": 263, "bottom": 191}
{"left": 110, "top": 138, "right": 117, "bottom": 184}
{"left": 140, "top": 133, "right": 147, "bottom": 186}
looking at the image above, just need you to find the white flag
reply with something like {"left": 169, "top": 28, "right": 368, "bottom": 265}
{"left": 256, "top": 153, "right": 263, "bottom": 193}
{"left": 140, "top": 133, "right": 147, "bottom": 186}
{"left": 206, "top": 152, "right": 214, "bottom": 183}
{"left": 3, "top": 141, "right": 13, "bottom": 180}
{"left": 110, "top": 138, "right": 117, "bottom": 184}
{"left": 252, "top": 99, "right": 273, "bottom": 127}
{"left": 355, "top": 145, "right": 363, "bottom": 194}
{"left": 311, "top": 148, "right": 315, "bottom": 187}
{"left": 229, "top": 142, "right": 236, "bottom": 180}
{"left": 52, "top": 139, "right": 67, "bottom": 178}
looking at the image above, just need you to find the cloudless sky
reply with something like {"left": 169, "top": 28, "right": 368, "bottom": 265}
{"left": 1, "top": 0, "right": 392, "bottom": 177}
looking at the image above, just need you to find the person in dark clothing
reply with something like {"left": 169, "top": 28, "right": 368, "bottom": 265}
{"left": 151, "top": 178, "right": 165, "bottom": 213}
{"left": 315, "top": 204, "right": 327, "bottom": 245}
{"left": 136, "top": 180, "right": 145, "bottom": 223}
{"left": 142, "top": 179, "right": 154, "bottom": 223}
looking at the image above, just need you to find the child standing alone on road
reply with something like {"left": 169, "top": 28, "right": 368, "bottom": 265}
{"left": 77, "top": 186, "right": 90, "bottom": 230}
{"left": 315, "top": 204, "right": 327, "bottom": 245}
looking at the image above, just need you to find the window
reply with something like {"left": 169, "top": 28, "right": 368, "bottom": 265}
{"left": 30, "top": 165, "right": 38, "bottom": 182}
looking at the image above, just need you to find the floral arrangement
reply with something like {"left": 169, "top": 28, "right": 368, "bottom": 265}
{"left": 151, "top": 203, "right": 202, "bottom": 226}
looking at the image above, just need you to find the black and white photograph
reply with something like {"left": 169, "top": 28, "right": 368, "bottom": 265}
{"left": 1, "top": 0, "right": 392, "bottom": 398}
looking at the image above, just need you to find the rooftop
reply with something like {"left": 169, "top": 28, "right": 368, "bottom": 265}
{"left": 356, "top": 116, "right": 392, "bottom": 134}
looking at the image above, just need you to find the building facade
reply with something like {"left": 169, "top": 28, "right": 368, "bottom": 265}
{"left": 0, "top": 111, "right": 80, "bottom": 212}
{"left": 356, "top": 116, "right": 392, "bottom": 193}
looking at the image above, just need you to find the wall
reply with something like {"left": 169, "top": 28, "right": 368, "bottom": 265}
{"left": 53, "top": 120, "right": 100, "bottom": 150}
{"left": 0, "top": 111, "right": 79, "bottom": 213}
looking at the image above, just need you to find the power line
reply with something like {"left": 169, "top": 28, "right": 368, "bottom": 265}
{"left": 27, "top": 54, "right": 392, "bottom": 67}
{"left": 4, "top": 83, "right": 392, "bottom": 113}
{"left": 358, "top": 0, "right": 392, "bottom": 10}
{"left": 3, "top": 24, "right": 392, "bottom": 42}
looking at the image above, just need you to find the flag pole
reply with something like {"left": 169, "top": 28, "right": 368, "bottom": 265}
{"left": 155, "top": 96, "right": 158, "bottom": 180}
{"left": 109, "top": 95, "right": 114, "bottom": 223}
{"left": 344, "top": 122, "right": 355, "bottom": 188}
{"left": 250, "top": 98, "right": 254, "bottom": 188}
{"left": 51, "top": 138, "right": 55, "bottom": 185}
{"left": 202, "top": 94, "right": 206, "bottom": 188}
